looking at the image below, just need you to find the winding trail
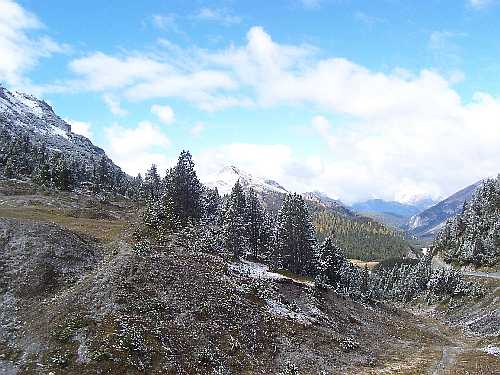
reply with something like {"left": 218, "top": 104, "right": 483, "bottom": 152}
{"left": 429, "top": 345, "right": 464, "bottom": 375}
{"left": 420, "top": 256, "right": 500, "bottom": 374}
{"left": 432, "top": 256, "right": 500, "bottom": 280}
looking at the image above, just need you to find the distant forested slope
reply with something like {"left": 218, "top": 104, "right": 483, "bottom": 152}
{"left": 312, "top": 210, "right": 411, "bottom": 261}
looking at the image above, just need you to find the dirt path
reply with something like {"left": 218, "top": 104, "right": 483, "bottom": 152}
{"left": 416, "top": 259, "right": 500, "bottom": 374}
{"left": 428, "top": 343, "right": 468, "bottom": 375}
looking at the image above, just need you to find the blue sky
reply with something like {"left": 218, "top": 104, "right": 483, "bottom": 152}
{"left": 1, "top": 0, "right": 500, "bottom": 203}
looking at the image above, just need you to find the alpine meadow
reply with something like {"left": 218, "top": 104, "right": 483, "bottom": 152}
{"left": 0, "top": 0, "right": 499, "bottom": 374}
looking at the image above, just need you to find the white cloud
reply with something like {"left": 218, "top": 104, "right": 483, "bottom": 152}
{"left": 300, "top": 0, "right": 322, "bottom": 9}
{"left": 151, "top": 14, "right": 178, "bottom": 31}
{"left": 64, "top": 118, "right": 93, "bottom": 139}
{"left": 468, "top": 0, "right": 495, "bottom": 9}
{"left": 69, "top": 52, "right": 167, "bottom": 91}
{"left": 194, "top": 7, "right": 241, "bottom": 25}
{"left": 67, "top": 50, "right": 246, "bottom": 111}
{"left": 151, "top": 104, "right": 175, "bottom": 125}
{"left": 195, "top": 143, "right": 326, "bottom": 195}
{"left": 102, "top": 94, "right": 128, "bottom": 116}
{"left": 103, "top": 121, "right": 171, "bottom": 176}
{"left": 0, "top": 0, "right": 67, "bottom": 86}
{"left": 190, "top": 121, "right": 205, "bottom": 136}
{"left": 194, "top": 27, "right": 500, "bottom": 202}
{"left": 60, "top": 26, "right": 500, "bottom": 202}
{"left": 354, "top": 12, "right": 385, "bottom": 26}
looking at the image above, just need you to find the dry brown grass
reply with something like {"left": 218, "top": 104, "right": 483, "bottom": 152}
{"left": 0, "top": 207, "right": 128, "bottom": 242}
{"left": 349, "top": 259, "right": 380, "bottom": 269}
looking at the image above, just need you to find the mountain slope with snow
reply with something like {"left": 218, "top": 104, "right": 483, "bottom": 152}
{"left": 0, "top": 85, "right": 128, "bottom": 189}
{"left": 205, "top": 165, "right": 288, "bottom": 196}
{"left": 407, "top": 179, "right": 484, "bottom": 239}
{"left": 1, "top": 85, "right": 105, "bottom": 161}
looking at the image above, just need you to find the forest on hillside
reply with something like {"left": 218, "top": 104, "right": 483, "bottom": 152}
{"left": 434, "top": 175, "right": 500, "bottom": 267}
{"left": 312, "top": 211, "right": 410, "bottom": 261}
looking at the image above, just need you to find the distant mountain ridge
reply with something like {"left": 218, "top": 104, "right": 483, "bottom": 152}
{"left": 351, "top": 199, "right": 422, "bottom": 218}
{"left": 350, "top": 198, "right": 437, "bottom": 229}
{"left": 205, "top": 166, "right": 357, "bottom": 218}
{"left": 205, "top": 165, "right": 288, "bottom": 196}
{"left": 407, "top": 180, "right": 485, "bottom": 239}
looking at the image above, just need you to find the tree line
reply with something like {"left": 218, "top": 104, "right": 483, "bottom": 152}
{"left": 434, "top": 175, "right": 500, "bottom": 267}
{"left": 0, "top": 130, "right": 140, "bottom": 196}
{"left": 136, "top": 151, "right": 482, "bottom": 304}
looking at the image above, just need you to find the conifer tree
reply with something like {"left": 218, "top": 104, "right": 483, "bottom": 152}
{"left": 434, "top": 175, "right": 500, "bottom": 267}
{"left": 315, "top": 236, "right": 347, "bottom": 287}
{"left": 144, "top": 164, "right": 161, "bottom": 200}
{"left": 245, "top": 188, "right": 269, "bottom": 259}
{"left": 163, "top": 151, "right": 203, "bottom": 227}
{"left": 223, "top": 180, "right": 248, "bottom": 257}
{"left": 274, "top": 193, "right": 317, "bottom": 275}
{"left": 54, "top": 159, "right": 72, "bottom": 190}
{"left": 203, "top": 187, "right": 222, "bottom": 225}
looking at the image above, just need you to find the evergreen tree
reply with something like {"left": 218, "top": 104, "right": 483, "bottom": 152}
{"left": 203, "top": 187, "right": 222, "bottom": 225}
{"left": 315, "top": 236, "right": 347, "bottom": 287}
{"left": 144, "top": 164, "right": 161, "bottom": 200}
{"left": 34, "top": 162, "right": 50, "bottom": 186}
{"left": 163, "top": 151, "right": 203, "bottom": 227}
{"left": 3, "top": 157, "right": 15, "bottom": 178}
{"left": 434, "top": 175, "right": 500, "bottom": 267}
{"left": 274, "top": 193, "right": 317, "bottom": 275}
{"left": 223, "top": 180, "right": 248, "bottom": 257}
{"left": 245, "top": 188, "right": 269, "bottom": 259}
{"left": 54, "top": 159, "right": 72, "bottom": 190}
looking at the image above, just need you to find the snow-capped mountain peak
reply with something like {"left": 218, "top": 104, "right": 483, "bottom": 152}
{"left": 205, "top": 165, "right": 288, "bottom": 196}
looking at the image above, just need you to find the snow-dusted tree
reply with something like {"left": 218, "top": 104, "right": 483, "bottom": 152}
{"left": 144, "top": 164, "right": 161, "bottom": 200}
{"left": 274, "top": 193, "right": 317, "bottom": 275}
{"left": 223, "top": 180, "right": 248, "bottom": 257}
{"left": 245, "top": 188, "right": 271, "bottom": 259}
{"left": 54, "top": 158, "right": 72, "bottom": 191}
{"left": 434, "top": 175, "right": 500, "bottom": 267}
{"left": 315, "top": 236, "right": 347, "bottom": 288}
{"left": 143, "top": 193, "right": 180, "bottom": 235}
{"left": 163, "top": 151, "right": 203, "bottom": 227}
{"left": 203, "top": 187, "right": 222, "bottom": 225}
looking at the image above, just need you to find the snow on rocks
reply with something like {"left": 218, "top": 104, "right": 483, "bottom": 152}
{"left": 481, "top": 345, "right": 500, "bottom": 357}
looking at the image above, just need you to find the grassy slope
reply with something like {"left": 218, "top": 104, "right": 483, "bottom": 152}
{"left": 0, "top": 179, "right": 498, "bottom": 374}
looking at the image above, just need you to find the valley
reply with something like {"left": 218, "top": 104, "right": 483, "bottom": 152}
{"left": 0, "top": 178, "right": 498, "bottom": 374}
{"left": 0, "top": 86, "right": 498, "bottom": 374}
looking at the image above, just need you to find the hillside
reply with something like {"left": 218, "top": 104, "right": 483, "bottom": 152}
{"left": 0, "top": 85, "right": 134, "bottom": 195}
{"left": 408, "top": 180, "right": 484, "bottom": 240}
{"left": 312, "top": 210, "right": 411, "bottom": 261}
{"left": 433, "top": 176, "right": 500, "bottom": 268}
{"left": 1, "top": 179, "right": 498, "bottom": 374}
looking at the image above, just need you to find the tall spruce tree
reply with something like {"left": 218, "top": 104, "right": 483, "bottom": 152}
{"left": 203, "top": 187, "right": 222, "bottom": 225}
{"left": 315, "top": 236, "right": 347, "bottom": 287}
{"left": 274, "top": 193, "right": 316, "bottom": 275}
{"left": 163, "top": 151, "right": 203, "bottom": 228}
{"left": 245, "top": 188, "right": 269, "bottom": 259}
{"left": 223, "top": 180, "right": 248, "bottom": 257}
{"left": 144, "top": 164, "right": 161, "bottom": 200}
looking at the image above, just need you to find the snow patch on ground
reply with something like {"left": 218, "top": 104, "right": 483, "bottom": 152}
{"left": 481, "top": 345, "right": 500, "bottom": 356}
{"left": 229, "top": 260, "right": 314, "bottom": 287}
{"left": 12, "top": 91, "right": 45, "bottom": 117}
{"left": 265, "top": 299, "right": 311, "bottom": 324}
{"left": 50, "top": 125, "right": 69, "bottom": 139}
